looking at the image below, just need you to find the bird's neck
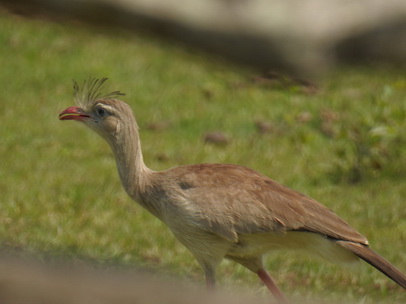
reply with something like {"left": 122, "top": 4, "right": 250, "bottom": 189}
{"left": 108, "top": 121, "right": 152, "bottom": 201}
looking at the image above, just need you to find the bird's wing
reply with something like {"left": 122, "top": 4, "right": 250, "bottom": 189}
{"left": 163, "top": 164, "right": 368, "bottom": 245}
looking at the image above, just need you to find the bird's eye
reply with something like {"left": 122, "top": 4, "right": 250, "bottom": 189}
{"left": 96, "top": 107, "right": 107, "bottom": 117}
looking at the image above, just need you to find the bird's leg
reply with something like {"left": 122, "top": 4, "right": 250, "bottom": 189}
{"left": 204, "top": 266, "right": 216, "bottom": 291}
{"left": 206, "top": 274, "right": 216, "bottom": 290}
{"left": 257, "top": 269, "right": 289, "bottom": 304}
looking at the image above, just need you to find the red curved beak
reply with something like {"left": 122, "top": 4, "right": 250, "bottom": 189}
{"left": 59, "top": 106, "right": 90, "bottom": 121}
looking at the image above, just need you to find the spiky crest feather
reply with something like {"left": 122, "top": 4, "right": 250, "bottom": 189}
{"left": 73, "top": 78, "right": 125, "bottom": 110}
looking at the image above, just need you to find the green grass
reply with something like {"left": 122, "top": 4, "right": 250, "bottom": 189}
{"left": 0, "top": 12, "right": 405, "bottom": 304}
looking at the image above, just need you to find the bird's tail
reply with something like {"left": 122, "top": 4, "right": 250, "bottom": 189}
{"left": 336, "top": 240, "right": 406, "bottom": 289}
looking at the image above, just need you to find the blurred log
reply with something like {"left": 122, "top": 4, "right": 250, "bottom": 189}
{"left": 1, "top": 0, "right": 406, "bottom": 77}
{"left": 0, "top": 255, "right": 268, "bottom": 304}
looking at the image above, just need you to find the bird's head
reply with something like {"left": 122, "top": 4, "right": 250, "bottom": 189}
{"left": 59, "top": 78, "right": 133, "bottom": 142}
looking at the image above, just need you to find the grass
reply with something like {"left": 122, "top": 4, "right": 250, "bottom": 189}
{"left": 0, "top": 11, "right": 405, "bottom": 303}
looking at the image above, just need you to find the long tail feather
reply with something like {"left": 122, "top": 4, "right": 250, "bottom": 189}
{"left": 336, "top": 240, "right": 406, "bottom": 289}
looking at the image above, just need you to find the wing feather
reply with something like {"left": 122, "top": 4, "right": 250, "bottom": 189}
{"left": 161, "top": 164, "right": 368, "bottom": 245}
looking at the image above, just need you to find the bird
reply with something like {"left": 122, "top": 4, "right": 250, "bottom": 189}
{"left": 59, "top": 78, "right": 406, "bottom": 303}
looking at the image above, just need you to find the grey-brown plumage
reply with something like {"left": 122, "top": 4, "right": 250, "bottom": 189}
{"left": 59, "top": 79, "right": 406, "bottom": 303}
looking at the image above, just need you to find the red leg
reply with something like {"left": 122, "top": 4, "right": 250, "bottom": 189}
{"left": 204, "top": 267, "right": 216, "bottom": 291}
{"left": 257, "top": 269, "right": 289, "bottom": 304}
{"left": 206, "top": 274, "right": 215, "bottom": 290}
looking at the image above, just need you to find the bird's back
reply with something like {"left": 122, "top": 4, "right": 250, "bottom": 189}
{"left": 141, "top": 163, "right": 368, "bottom": 246}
